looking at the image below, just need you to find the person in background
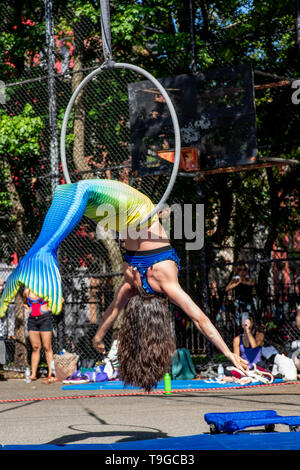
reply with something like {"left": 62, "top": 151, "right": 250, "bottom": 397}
{"left": 233, "top": 313, "right": 264, "bottom": 370}
{"left": 23, "top": 288, "right": 58, "bottom": 383}
{"left": 226, "top": 263, "right": 255, "bottom": 326}
{"left": 0, "top": 278, "right": 4, "bottom": 338}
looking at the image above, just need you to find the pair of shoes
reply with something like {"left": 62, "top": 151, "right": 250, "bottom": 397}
{"left": 42, "top": 377, "right": 58, "bottom": 384}
{"left": 63, "top": 371, "right": 89, "bottom": 384}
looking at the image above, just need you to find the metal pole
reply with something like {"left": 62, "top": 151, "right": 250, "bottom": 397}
{"left": 45, "top": 0, "right": 59, "bottom": 194}
{"left": 189, "top": 0, "right": 197, "bottom": 74}
{"left": 296, "top": 0, "right": 300, "bottom": 63}
{"left": 100, "top": 0, "right": 113, "bottom": 61}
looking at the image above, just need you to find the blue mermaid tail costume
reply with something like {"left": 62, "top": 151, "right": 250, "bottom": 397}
{"left": 0, "top": 179, "right": 158, "bottom": 316}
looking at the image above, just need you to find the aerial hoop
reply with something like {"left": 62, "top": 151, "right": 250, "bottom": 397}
{"left": 60, "top": 0, "right": 181, "bottom": 227}
{"left": 60, "top": 61, "right": 181, "bottom": 227}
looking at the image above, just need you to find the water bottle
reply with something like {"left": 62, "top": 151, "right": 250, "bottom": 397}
{"left": 164, "top": 372, "right": 172, "bottom": 395}
{"left": 25, "top": 367, "right": 31, "bottom": 383}
{"left": 217, "top": 364, "right": 224, "bottom": 380}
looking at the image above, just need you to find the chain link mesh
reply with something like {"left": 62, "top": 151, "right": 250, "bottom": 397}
{"left": 0, "top": 3, "right": 299, "bottom": 373}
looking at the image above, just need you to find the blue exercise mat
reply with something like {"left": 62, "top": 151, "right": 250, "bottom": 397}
{"left": 61, "top": 378, "right": 283, "bottom": 391}
{"left": 2, "top": 432, "right": 300, "bottom": 450}
{"left": 204, "top": 410, "right": 300, "bottom": 434}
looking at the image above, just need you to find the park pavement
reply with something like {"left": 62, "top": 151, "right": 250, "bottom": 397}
{"left": 0, "top": 377, "right": 300, "bottom": 447}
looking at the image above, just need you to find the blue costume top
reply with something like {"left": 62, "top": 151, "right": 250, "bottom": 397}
{"left": 124, "top": 245, "right": 181, "bottom": 294}
{"left": 239, "top": 334, "right": 262, "bottom": 369}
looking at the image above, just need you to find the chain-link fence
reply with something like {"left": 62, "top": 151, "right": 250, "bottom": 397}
{"left": 0, "top": 2, "right": 299, "bottom": 374}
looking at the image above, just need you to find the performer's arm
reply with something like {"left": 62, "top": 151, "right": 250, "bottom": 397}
{"left": 93, "top": 282, "right": 136, "bottom": 354}
{"left": 160, "top": 277, "right": 249, "bottom": 373}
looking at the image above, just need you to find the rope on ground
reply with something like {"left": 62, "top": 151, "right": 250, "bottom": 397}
{"left": 1, "top": 380, "right": 299, "bottom": 403}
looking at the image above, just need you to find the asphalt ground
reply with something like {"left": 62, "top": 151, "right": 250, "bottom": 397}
{"left": 1, "top": 377, "right": 300, "bottom": 448}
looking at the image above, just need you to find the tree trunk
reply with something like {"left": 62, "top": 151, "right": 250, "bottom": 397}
{"left": 13, "top": 288, "right": 28, "bottom": 368}
{"left": 88, "top": 276, "right": 100, "bottom": 324}
{"left": 296, "top": 0, "right": 300, "bottom": 63}
{"left": 4, "top": 159, "right": 27, "bottom": 367}
{"left": 71, "top": 22, "right": 92, "bottom": 179}
{"left": 256, "top": 168, "right": 280, "bottom": 320}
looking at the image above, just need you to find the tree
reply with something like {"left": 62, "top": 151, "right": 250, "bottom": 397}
{"left": 0, "top": 0, "right": 299, "bottom": 347}
{"left": 0, "top": 103, "right": 43, "bottom": 366}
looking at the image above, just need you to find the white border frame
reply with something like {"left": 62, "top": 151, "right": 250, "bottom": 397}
{"left": 60, "top": 62, "right": 181, "bottom": 226}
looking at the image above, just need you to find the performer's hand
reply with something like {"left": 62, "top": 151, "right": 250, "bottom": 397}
{"left": 93, "top": 336, "right": 106, "bottom": 355}
{"left": 227, "top": 352, "right": 249, "bottom": 374}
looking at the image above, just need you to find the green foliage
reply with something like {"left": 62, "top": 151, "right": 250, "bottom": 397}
{"left": 0, "top": 103, "right": 43, "bottom": 157}
{"left": 0, "top": 0, "right": 298, "bottom": 278}
{"left": 0, "top": 103, "right": 43, "bottom": 213}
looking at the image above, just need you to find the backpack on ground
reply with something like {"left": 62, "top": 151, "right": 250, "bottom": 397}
{"left": 171, "top": 348, "right": 197, "bottom": 380}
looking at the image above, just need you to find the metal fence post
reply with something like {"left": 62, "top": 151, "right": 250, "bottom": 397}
{"left": 45, "top": 0, "right": 59, "bottom": 194}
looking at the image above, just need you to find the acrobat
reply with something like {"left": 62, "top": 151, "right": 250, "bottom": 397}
{"left": 0, "top": 179, "right": 249, "bottom": 391}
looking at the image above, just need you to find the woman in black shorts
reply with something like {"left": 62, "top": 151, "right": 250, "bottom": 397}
{"left": 23, "top": 288, "right": 57, "bottom": 383}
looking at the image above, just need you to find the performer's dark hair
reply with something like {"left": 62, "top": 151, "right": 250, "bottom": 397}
{"left": 118, "top": 293, "right": 175, "bottom": 392}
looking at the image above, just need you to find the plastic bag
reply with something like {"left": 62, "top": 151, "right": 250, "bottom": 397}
{"left": 272, "top": 354, "right": 297, "bottom": 381}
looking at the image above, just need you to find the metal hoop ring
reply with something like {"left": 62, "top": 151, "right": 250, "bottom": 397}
{"left": 60, "top": 61, "right": 181, "bottom": 226}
